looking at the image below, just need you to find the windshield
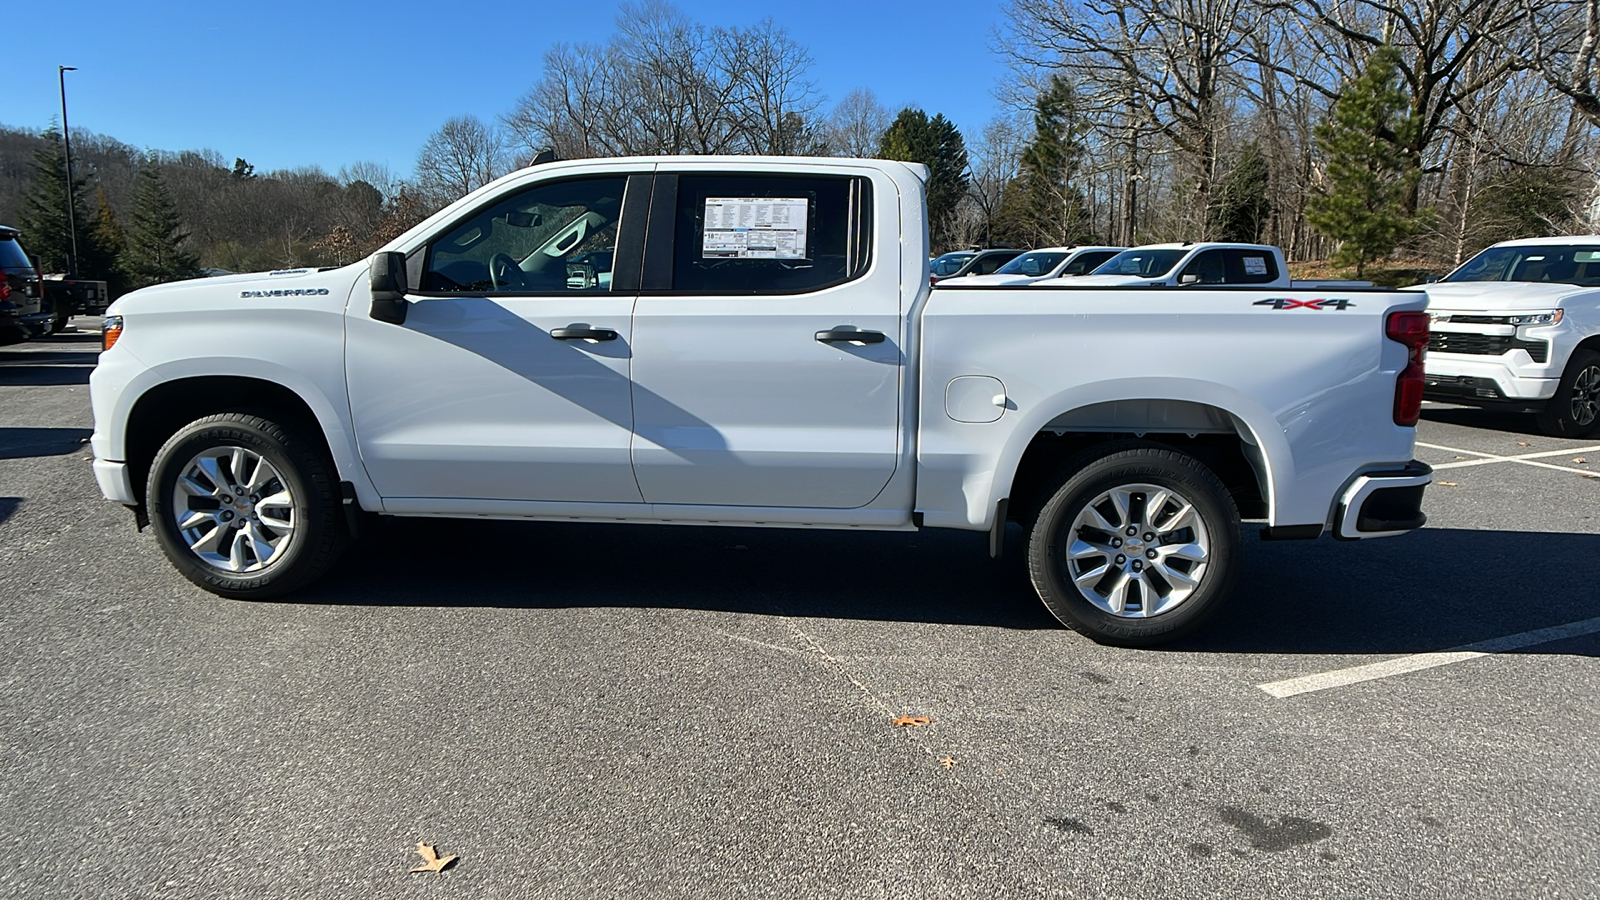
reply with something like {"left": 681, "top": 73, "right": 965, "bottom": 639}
{"left": 931, "top": 252, "right": 975, "bottom": 276}
{"left": 1443, "top": 245, "right": 1600, "bottom": 286}
{"left": 996, "top": 251, "right": 1069, "bottom": 277}
{"left": 1090, "top": 248, "right": 1188, "bottom": 278}
{"left": 0, "top": 233, "right": 32, "bottom": 271}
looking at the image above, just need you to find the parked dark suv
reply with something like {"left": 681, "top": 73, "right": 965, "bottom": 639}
{"left": 0, "top": 226, "right": 43, "bottom": 346}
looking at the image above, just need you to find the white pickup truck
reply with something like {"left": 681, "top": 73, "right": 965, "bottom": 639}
{"left": 1074, "top": 241, "right": 1370, "bottom": 289}
{"left": 89, "top": 156, "right": 1431, "bottom": 646}
{"left": 1418, "top": 236, "right": 1600, "bottom": 436}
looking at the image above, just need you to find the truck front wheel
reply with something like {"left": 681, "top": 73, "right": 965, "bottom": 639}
{"left": 1027, "top": 445, "right": 1240, "bottom": 647}
{"left": 1536, "top": 349, "right": 1600, "bottom": 437}
{"left": 146, "top": 413, "right": 347, "bottom": 599}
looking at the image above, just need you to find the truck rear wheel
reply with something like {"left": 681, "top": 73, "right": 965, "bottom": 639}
{"left": 147, "top": 413, "right": 347, "bottom": 599}
{"left": 1536, "top": 349, "right": 1600, "bottom": 437}
{"left": 1026, "top": 445, "right": 1240, "bottom": 647}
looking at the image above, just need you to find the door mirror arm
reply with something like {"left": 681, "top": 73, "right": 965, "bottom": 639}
{"left": 369, "top": 251, "right": 409, "bottom": 325}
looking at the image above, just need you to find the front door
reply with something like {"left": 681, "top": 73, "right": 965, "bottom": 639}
{"left": 628, "top": 169, "right": 903, "bottom": 509}
{"left": 346, "top": 172, "right": 647, "bottom": 504}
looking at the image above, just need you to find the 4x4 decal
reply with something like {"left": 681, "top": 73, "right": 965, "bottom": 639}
{"left": 1253, "top": 297, "right": 1356, "bottom": 310}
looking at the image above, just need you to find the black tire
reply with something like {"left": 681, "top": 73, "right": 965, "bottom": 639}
{"left": 49, "top": 311, "right": 69, "bottom": 334}
{"left": 147, "top": 413, "right": 347, "bottom": 599}
{"left": 1026, "top": 444, "right": 1241, "bottom": 647}
{"left": 1536, "top": 349, "right": 1600, "bottom": 438}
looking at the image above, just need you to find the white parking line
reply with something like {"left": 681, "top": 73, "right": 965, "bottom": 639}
{"left": 1419, "top": 441, "right": 1600, "bottom": 476}
{"left": 1258, "top": 616, "right": 1600, "bottom": 698}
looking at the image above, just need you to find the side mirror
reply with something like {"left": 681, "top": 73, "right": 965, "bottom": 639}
{"left": 1178, "top": 273, "right": 1200, "bottom": 285}
{"left": 369, "top": 251, "right": 409, "bottom": 325}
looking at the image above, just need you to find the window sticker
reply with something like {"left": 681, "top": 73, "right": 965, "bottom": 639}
{"left": 702, "top": 197, "right": 809, "bottom": 259}
{"left": 1243, "top": 256, "right": 1268, "bottom": 275}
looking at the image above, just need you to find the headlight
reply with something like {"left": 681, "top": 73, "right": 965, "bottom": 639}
{"left": 102, "top": 315, "right": 123, "bottom": 351}
{"left": 1510, "top": 310, "right": 1563, "bottom": 326}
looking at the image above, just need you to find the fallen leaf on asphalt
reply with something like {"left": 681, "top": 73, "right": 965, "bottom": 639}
{"left": 1518, "top": 441, "right": 1530, "bottom": 447}
{"left": 1438, "top": 481, "right": 1459, "bottom": 486}
{"left": 1575, "top": 457, "right": 1587, "bottom": 464}
{"left": 893, "top": 715, "right": 932, "bottom": 727}
{"left": 940, "top": 756, "right": 957, "bottom": 769}
{"left": 409, "top": 842, "right": 458, "bottom": 875}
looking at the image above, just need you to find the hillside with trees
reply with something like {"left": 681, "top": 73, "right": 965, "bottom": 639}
{"left": 2, "top": 0, "right": 1596, "bottom": 298}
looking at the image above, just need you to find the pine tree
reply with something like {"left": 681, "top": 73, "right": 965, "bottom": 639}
{"left": 993, "top": 76, "right": 1095, "bottom": 247}
{"left": 90, "top": 189, "right": 129, "bottom": 298}
{"left": 878, "top": 108, "right": 969, "bottom": 251}
{"left": 1209, "top": 142, "right": 1272, "bottom": 242}
{"left": 18, "top": 127, "right": 115, "bottom": 278}
{"left": 123, "top": 160, "right": 201, "bottom": 289}
{"left": 1306, "top": 46, "right": 1421, "bottom": 277}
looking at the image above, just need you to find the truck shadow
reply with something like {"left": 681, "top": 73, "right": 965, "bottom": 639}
{"left": 307, "top": 519, "right": 1597, "bottom": 657}
{"left": 0, "top": 347, "right": 96, "bottom": 386}
{"left": 0, "top": 427, "right": 94, "bottom": 460}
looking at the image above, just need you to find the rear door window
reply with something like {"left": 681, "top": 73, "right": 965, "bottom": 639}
{"left": 667, "top": 174, "right": 872, "bottom": 294}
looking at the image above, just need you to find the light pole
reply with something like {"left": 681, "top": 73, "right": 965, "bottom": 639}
{"left": 58, "top": 65, "right": 79, "bottom": 278}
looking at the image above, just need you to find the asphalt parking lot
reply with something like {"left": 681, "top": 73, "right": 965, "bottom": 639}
{"left": 2, "top": 324, "right": 1596, "bottom": 899}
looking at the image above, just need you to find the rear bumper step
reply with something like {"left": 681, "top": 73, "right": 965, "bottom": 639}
{"left": 1334, "top": 461, "right": 1431, "bottom": 540}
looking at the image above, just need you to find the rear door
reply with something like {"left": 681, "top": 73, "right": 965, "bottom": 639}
{"left": 627, "top": 166, "right": 903, "bottom": 509}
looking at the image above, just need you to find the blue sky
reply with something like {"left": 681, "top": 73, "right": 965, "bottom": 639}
{"left": 11, "top": 0, "right": 1014, "bottom": 177}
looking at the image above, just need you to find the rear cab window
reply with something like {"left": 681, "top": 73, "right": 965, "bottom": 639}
{"left": 1180, "top": 248, "right": 1279, "bottom": 285}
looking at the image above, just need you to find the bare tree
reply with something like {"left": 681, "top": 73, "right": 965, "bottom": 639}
{"left": 414, "top": 115, "right": 508, "bottom": 208}
{"left": 502, "top": 1, "right": 823, "bottom": 159}
{"left": 827, "top": 88, "right": 892, "bottom": 157}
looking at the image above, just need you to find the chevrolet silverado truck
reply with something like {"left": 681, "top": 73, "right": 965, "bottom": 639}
{"left": 1074, "top": 242, "right": 1371, "bottom": 290}
{"left": 1416, "top": 236, "right": 1600, "bottom": 436}
{"left": 89, "top": 156, "right": 1431, "bottom": 647}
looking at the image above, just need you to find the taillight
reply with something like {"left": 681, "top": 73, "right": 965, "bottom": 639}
{"left": 102, "top": 315, "right": 123, "bottom": 352}
{"left": 0, "top": 281, "right": 9, "bottom": 301}
{"left": 1386, "top": 311, "right": 1428, "bottom": 426}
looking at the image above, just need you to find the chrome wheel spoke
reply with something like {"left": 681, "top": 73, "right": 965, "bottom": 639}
{"left": 1143, "top": 489, "right": 1171, "bottom": 530}
{"left": 1068, "top": 538, "right": 1108, "bottom": 560}
{"left": 188, "top": 521, "right": 227, "bottom": 555}
{"left": 1073, "top": 561, "right": 1110, "bottom": 587}
{"left": 245, "top": 522, "right": 280, "bottom": 566}
{"left": 228, "top": 528, "right": 252, "bottom": 571}
{"left": 1160, "top": 541, "right": 1208, "bottom": 564}
{"left": 178, "top": 510, "right": 214, "bottom": 531}
{"left": 1104, "top": 572, "right": 1133, "bottom": 614}
{"left": 1108, "top": 489, "right": 1132, "bottom": 530}
{"left": 1083, "top": 504, "right": 1117, "bottom": 534}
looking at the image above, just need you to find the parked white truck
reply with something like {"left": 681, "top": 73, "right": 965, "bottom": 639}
{"left": 89, "top": 157, "right": 1432, "bottom": 646}
{"left": 1073, "top": 242, "right": 1370, "bottom": 289}
{"left": 1418, "top": 236, "right": 1600, "bottom": 436}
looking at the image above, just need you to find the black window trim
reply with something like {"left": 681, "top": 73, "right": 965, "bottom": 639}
{"left": 640, "top": 171, "right": 875, "bottom": 297}
{"left": 409, "top": 172, "right": 648, "bottom": 299}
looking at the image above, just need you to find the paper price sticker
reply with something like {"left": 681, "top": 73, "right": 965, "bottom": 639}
{"left": 702, "top": 197, "right": 808, "bottom": 259}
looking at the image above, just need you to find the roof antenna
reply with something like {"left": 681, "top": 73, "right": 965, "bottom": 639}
{"left": 529, "top": 148, "right": 558, "bottom": 166}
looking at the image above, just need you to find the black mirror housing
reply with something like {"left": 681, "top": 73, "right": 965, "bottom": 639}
{"left": 369, "top": 251, "right": 409, "bottom": 325}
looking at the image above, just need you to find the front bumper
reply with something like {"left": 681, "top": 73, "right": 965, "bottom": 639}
{"left": 1333, "top": 461, "right": 1431, "bottom": 540}
{"left": 93, "top": 458, "right": 137, "bottom": 506}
